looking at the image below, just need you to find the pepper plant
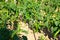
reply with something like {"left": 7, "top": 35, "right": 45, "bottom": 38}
{"left": 0, "top": 1, "right": 21, "bottom": 40}
{"left": 0, "top": 0, "right": 60, "bottom": 40}
{"left": 17, "top": 0, "right": 60, "bottom": 39}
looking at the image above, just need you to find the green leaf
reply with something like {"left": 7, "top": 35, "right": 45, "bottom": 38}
{"left": 55, "top": 21, "right": 59, "bottom": 26}
{"left": 54, "top": 29, "right": 60, "bottom": 38}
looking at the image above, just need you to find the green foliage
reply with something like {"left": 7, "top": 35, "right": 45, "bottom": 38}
{"left": 17, "top": 0, "right": 60, "bottom": 38}
{"left": 0, "top": 0, "right": 60, "bottom": 39}
{"left": 0, "top": 1, "right": 20, "bottom": 40}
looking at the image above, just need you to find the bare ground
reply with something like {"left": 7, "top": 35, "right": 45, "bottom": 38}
{"left": 19, "top": 21, "right": 50, "bottom": 40}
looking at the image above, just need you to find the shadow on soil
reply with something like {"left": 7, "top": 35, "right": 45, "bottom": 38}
{"left": 0, "top": 28, "right": 28, "bottom": 40}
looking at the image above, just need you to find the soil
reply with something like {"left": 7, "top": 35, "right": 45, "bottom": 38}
{"left": 19, "top": 21, "right": 50, "bottom": 40}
